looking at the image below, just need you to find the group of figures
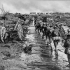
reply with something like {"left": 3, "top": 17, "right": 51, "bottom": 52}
{"left": 1, "top": 15, "right": 70, "bottom": 66}
{"left": 0, "top": 19, "right": 24, "bottom": 43}
{"left": 34, "top": 16, "right": 70, "bottom": 66}
{"left": 0, "top": 16, "right": 33, "bottom": 43}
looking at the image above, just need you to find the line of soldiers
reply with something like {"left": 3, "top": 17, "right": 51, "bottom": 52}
{"left": 34, "top": 16, "right": 70, "bottom": 66}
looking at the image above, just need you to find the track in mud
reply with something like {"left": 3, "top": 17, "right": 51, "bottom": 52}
{"left": 0, "top": 22, "right": 70, "bottom": 70}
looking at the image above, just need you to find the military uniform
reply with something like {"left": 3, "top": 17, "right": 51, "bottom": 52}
{"left": 64, "top": 32, "right": 70, "bottom": 65}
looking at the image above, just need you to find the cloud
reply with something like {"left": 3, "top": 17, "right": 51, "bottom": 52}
{"left": 1, "top": 2, "right": 30, "bottom": 14}
{"left": 38, "top": 1, "right": 70, "bottom": 13}
{"left": 0, "top": 0, "right": 70, "bottom": 14}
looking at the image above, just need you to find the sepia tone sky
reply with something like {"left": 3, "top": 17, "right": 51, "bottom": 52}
{"left": 0, "top": 0, "right": 70, "bottom": 14}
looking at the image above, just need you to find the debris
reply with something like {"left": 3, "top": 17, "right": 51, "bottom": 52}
{"left": 0, "top": 65, "right": 5, "bottom": 70}
{"left": 1, "top": 51, "right": 11, "bottom": 57}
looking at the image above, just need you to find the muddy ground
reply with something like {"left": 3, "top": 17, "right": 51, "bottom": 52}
{"left": 0, "top": 22, "right": 70, "bottom": 70}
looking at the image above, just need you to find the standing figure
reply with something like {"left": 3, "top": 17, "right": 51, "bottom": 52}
{"left": 64, "top": 30, "right": 70, "bottom": 66}
{"left": 0, "top": 26, "right": 8, "bottom": 42}
{"left": 14, "top": 19, "right": 23, "bottom": 40}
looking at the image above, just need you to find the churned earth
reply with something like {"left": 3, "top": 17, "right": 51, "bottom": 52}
{"left": 0, "top": 22, "right": 70, "bottom": 70}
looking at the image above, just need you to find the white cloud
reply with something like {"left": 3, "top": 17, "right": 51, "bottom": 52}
{"left": 0, "top": 0, "right": 70, "bottom": 14}
{"left": 39, "top": 1, "right": 70, "bottom": 13}
{"left": 2, "top": 2, "right": 19, "bottom": 13}
{"left": 2, "top": 2, "right": 31, "bottom": 14}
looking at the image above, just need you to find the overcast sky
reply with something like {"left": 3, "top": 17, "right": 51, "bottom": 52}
{"left": 0, "top": 0, "right": 70, "bottom": 14}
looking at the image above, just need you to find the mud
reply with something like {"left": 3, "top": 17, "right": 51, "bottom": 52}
{"left": 0, "top": 22, "right": 70, "bottom": 70}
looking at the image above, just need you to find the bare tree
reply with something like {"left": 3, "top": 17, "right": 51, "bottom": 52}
{"left": 0, "top": 5, "right": 9, "bottom": 26}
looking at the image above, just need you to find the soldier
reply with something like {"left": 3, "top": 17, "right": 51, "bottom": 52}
{"left": 0, "top": 26, "right": 7, "bottom": 42}
{"left": 64, "top": 29, "right": 70, "bottom": 66}
{"left": 14, "top": 19, "right": 23, "bottom": 40}
{"left": 52, "top": 26, "right": 61, "bottom": 51}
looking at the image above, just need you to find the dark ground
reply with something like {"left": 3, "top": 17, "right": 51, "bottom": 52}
{"left": 0, "top": 22, "right": 70, "bottom": 70}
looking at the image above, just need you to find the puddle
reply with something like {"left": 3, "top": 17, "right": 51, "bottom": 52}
{"left": 20, "top": 52, "right": 42, "bottom": 63}
{"left": 26, "top": 34, "right": 35, "bottom": 41}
